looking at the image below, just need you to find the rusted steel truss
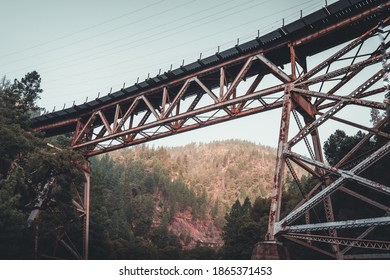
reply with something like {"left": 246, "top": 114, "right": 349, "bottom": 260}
{"left": 31, "top": 1, "right": 390, "bottom": 259}
{"left": 70, "top": 56, "right": 286, "bottom": 156}
{"left": 270, "top": 17, "right": 390, "bottom": 258}
{"left": 72, "top": 7, "right": 389, "bottom": 259}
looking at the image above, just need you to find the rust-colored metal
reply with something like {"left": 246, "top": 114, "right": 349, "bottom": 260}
{"left": 35, "top": 118, "right": 79, "bottom": 133}
{"left": 71, "top": 81, "right": 286, "bottom": 151}
{"left": 257, "top": 54, "right": 291, "bottom": 83}
{"left": 267, "top": 88, "right": 292, "bottom": 240}
{"left": 84, "top": 101, "right": 284, "bottom": 157}
{"left": 291, "top": 3, "right": 390, "bottom": 47}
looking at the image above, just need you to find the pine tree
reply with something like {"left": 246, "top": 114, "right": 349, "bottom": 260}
{"left": 0, "top": 72, "right": 85, "bottom": 259}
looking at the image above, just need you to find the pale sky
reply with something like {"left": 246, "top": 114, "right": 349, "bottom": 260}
{"left": 0, "top": 0, "right": 380, "bottom": 151}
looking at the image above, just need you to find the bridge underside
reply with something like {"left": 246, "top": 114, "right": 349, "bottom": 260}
{"left": 31, "top": 0, "right": 390, "bottom": 259}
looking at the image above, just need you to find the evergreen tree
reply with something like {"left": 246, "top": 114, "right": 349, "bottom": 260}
{"left": 222, "top": 198, "right": 261, "bottom": 259}
{"left": 323, "top": 129, "right": 368, "bottom": 165}
{"left": 0, "top": 72, "right": 84, "bottom": 259}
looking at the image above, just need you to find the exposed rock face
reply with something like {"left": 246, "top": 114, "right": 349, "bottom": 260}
{"left": 168, "top": 210, "right": 223, "bottom": 249}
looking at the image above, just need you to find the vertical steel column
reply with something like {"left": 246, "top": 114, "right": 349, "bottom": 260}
{"left": 378, "top": 19, "right": 390, "bottom": 119}
{"left": 267, "top": 45, "right": 296, "bottom": 240}
{"left": 83, "top": 161, "right": 91, "bottom": 260}
{"left": 310, "top": 127, "right": 341, "bottom": 258}
{"left": 290, "top": 44, "right": 297, "bottom": 80}
{"left": 267, "top": 87, "right": 292, "bottom": 240}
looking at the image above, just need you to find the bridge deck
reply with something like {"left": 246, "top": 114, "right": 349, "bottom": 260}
{"left": 31, "top": 0, "right": 389, "bottom": 137}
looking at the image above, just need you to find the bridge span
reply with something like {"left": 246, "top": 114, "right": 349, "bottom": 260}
{"left": 31, "top": 0, "right": 390, "bottom": 259}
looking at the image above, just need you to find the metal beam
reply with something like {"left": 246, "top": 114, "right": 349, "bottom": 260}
{"left": 343, "top": 253, "right": 390, "bottom": 259}
{"left": 280, "top": 216, "right": 390, "bottom": 233}
{"left": 163, "top": 78, "right": 193, "bottom": 118}
{"left": 291, "top": 4, "right": 390, "bottom": 47}
{"left": 282, "top": 235, "right": 336, "bottom": 259}
{"left": 286, "top": 150, "right": 390, "bottom": 195}
{"left": 267, "top": 89, "right": 292, "bottom": 240}
{"left": 284, "top": 233, "right": 390, "bottom": 251}
{"left": 339, "top": 186, "right": 390, "bottom": 212}
{"left": 293, "top": 88, "right": 387, "bottom": 110}
{"left": 85, "top": 100, "right": 284, "bottom": 156}
{"left": 223, "top": 56, "right": 254, "bottom": 101}
{"left": 256, "top": 54, "right": 291, "bottom": 83}
{"left": 278, "top": 141, "right": 390, "bottom": 227}
{"left": 290, "top": 67, "right": 386, "bottom": 147}
{"left": 321, "top": 113, "right": 390, "bottom": 139}
{"left": 72, "top": 84, "right": 286, "bottom": 151}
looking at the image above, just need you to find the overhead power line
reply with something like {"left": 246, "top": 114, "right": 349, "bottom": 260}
{"left": 1, "top": 0, "right": 196, "bottom": 68}
{"left": 42, "top": 0, "right": 319, "bottom": 96}
{"left": 43, "top": 0, "right": 316, "bottom": 83}
{"left": 0, "top": 0, "right": 166, "bottom": 59}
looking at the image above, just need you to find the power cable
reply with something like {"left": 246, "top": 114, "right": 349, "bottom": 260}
{"left": 41, "top": 0, "right": 262, "bottom": 73}
{"left": 0, "top": 0, "right": 166, "bottom": 59}
{"left": 1, "top": 0, "right": 195, "bottom": 68}
{"left": 41, "top": 0, "right": 319, "bottom": 102}
{"left": 43, "top": 0, "right": 316, "bottom": 83}
{"left": 7, "top": 0, "right": 239, "bottom": 76}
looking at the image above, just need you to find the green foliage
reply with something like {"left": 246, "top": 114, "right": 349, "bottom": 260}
{"left": 0, "top": 123, "right": 34, "bottom": 177}
{"left": 0, "top": 179, "right": 26, "bottom": 259}
{"left": 221, "top": 197, "right": 262, "bottom": 259}
{"left": 0, "top": 72, "right": 85, "bottom": 259}
{"left": 87, "top": 140, "right": 291, "bottom": 259}
{"left": 0, "top": 72, "right": 42, "bottom": 129}
{"left": 89, "top": 150, "right": 211, "bottom": 259}
{"left": 183, "top": 245, "right": 218, "bottom": 260}
{"left": 323, "top": 129, "right": 368, "bottom": 165}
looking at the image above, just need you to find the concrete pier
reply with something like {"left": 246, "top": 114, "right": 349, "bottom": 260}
{"left": 251, "top": 241, "right": 290, "bottom": 260}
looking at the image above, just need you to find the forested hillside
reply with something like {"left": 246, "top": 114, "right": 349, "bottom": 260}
{"left": 90, "top": 140, "right": 286, "bottom": 253}
{"left": 87, "top": 141, "right": 312, "bottom": 259}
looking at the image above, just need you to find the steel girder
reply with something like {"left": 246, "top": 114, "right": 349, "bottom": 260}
{"left": 70, "top": 55, "right": 287, "bottom": 156}
{"left": 283, "top": 233, "right": 390, "bottom": 251}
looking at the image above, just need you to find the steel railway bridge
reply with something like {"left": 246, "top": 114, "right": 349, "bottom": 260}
{"left": 31, "top": 0, "right": 390, "bottom": 259}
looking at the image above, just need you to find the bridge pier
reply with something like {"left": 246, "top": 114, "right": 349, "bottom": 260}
{"left": 251, "top": 241, "right": 290, "bottom": 260}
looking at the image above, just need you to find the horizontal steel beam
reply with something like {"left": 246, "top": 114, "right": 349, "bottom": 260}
{"left": 280, "top": 216, "right": 390, "bottom": 233}
{"left": 282, "top": 235, "right": 336, "bottom": 259}
{"left": 292, "top": 88, "right": 387, "bottom": 110}
{"left": 283, "top": 233, "right": 390, "bottom": 251}
{"left": 343, "top": 253, "right": 390, "bottom": 259}
{"left": 34, "top": 118, "right": 79, "bottom": 133}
